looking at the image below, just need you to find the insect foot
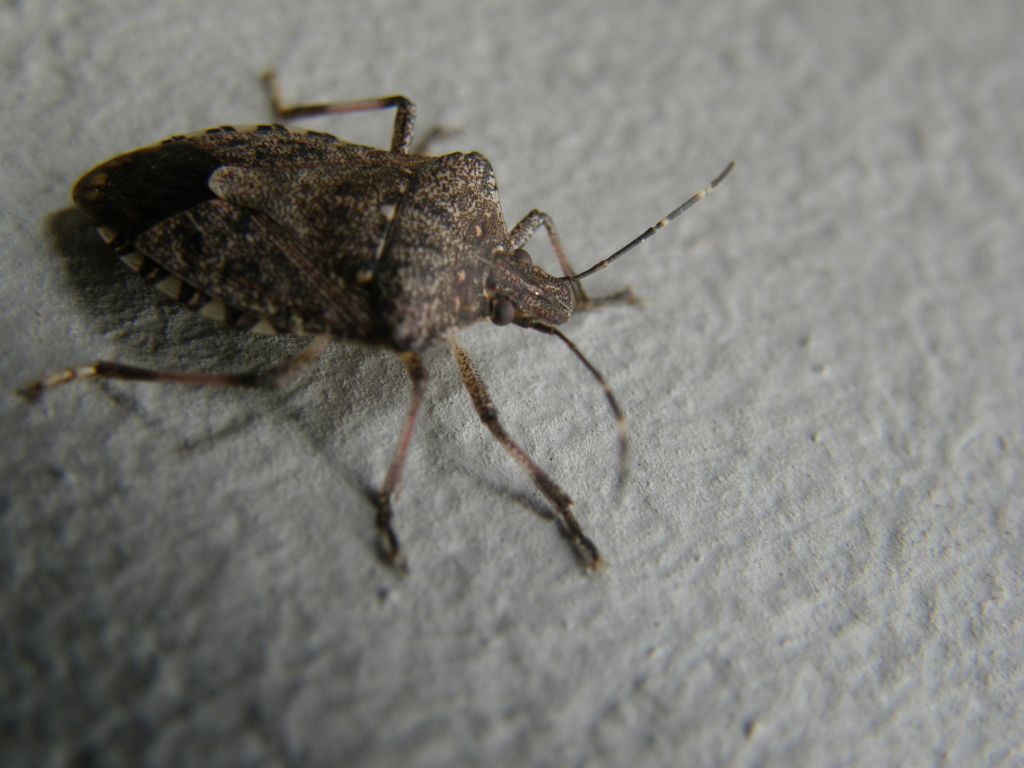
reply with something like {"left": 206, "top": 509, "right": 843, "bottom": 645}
{"left": 22, "top": 73, "right": 732, "bottom": 573}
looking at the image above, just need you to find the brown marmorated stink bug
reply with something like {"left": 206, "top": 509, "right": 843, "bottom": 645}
{"left": 22, "top": 73, "right": 732, "bottom": 572}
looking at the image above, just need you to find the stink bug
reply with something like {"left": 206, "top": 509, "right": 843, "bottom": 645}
{"left": 23, "top": 73, "right": 732, "bottom": 572}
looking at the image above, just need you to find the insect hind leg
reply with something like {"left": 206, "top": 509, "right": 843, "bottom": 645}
{"left": 374, "top": 352, "right": 427, "bottom": 573}
{"left": 18, "top": 336, "right": 329, "bottom": 402}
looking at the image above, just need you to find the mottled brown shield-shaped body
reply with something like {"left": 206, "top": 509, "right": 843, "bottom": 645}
{"left": 73, "top": 126, "right": 526, "bottom": 351}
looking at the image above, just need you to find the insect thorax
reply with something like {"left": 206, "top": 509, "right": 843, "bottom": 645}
{"left": 372, "top": 152, "right": 512, "bottom": 350}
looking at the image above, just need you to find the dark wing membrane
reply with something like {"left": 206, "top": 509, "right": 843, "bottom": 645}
{"left": 72, "top": 127, "right": 419, "bottom": 240}
{"left": 73, "top": 140, "right": 221, "bottom": 240}
{"left": 133, "top": 200, "right": 379, "bottom": 340}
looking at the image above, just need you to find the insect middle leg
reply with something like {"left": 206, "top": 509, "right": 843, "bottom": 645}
{"left": 508, "top": 210, "right": 640, "bottom": 310}
{"left": 19, "top": 336, "right": 329, "bottom": 401}
{"left": 374, "top": 352, "right": 427, "bottom": 571}
{"left": 449, "top": 335, "right": 603, "bottom": 571}
{"left": 262, "top": 71, "right": 417, "bottom": 154}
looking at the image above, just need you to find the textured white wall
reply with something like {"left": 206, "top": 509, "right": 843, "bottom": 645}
{"left": 2, "top": 1, "right": 1021, "bottom": 766}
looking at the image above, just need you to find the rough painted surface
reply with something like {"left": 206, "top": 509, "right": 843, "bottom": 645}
{"left": 2, "top": 1, "right": 1021, "bottom": 766}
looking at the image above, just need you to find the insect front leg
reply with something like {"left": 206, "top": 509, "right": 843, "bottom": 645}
{"left": 262, "top": 71, "right": 417, "bottom": 154}
{"left": 508, "top": 210, "right": 640, "bottom": 311}
{"left": 19, "top": 336, "right": 329, "bottom": 401}
{"left": 449, "top": 335, "right": 603, "bottom": 571}
{"left": 375, "top": 352, "right": 428, "bottom": 572}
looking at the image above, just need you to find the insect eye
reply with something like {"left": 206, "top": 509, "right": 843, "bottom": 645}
{"left": 512, "top": 248, "right": 532, "bottom": 264}
{"left": 491, "top": 297, "right": 516, "bottom": 326}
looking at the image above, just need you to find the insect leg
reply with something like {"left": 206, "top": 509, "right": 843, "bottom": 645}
{"left": 375, "top": 352, "right": 427, "bottom": 571}
{"left": 508, "top": 210, "right": 639, "bottom": 311}
{"left": 516, "top": 320, "right": 629, "bottom": 494}
{"left": 449, "top": 334, "right": 604, "bottom": 571}
{"left": 262, "top": 71, "right": 416, "bottom": 154}
{"left": 18, "top": 336, "right": 329, "bottom": 401}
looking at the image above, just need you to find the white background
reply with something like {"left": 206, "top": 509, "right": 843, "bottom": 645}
{"left": 2, "top": 1, "right": 1021, "bottom": 766}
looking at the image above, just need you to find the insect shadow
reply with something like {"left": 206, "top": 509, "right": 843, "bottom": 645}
{"left": 47, "top": 206, "right": 150, "bottom": 329}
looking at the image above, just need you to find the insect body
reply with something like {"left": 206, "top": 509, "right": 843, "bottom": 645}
{"left": 24, "top": 74, "right": 732, "bottom": 572}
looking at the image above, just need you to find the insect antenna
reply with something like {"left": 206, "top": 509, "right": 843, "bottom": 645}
{"left": 516, "top": 319, "right": 629, "bottom": 494}
{"left": 566, "top": 161, "right": 734, "bottom": 282}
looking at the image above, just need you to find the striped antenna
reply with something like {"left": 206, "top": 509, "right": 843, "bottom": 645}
{"left": 568, "top": 161, "right": 734, "bottom": 282}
